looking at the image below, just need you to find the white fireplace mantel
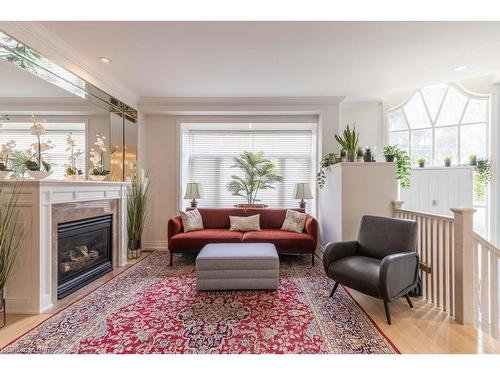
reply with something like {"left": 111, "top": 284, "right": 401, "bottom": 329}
{"left": 3, "top": 180, "right": 129, "bottom": 314}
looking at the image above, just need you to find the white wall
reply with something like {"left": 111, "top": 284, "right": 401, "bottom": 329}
{"left": 138, "top": 98, "right": 341, "bottom": 249}
{"left": 339, "top": 102, "right": 384, "bottom": 158}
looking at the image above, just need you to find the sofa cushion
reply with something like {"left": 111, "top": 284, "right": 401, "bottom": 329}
{"left": 281, "top": 209, "right": 307, "bottom": 233}
{"left": 169, "top": 229, "right": 243, "bottom": 252}
{"left": 245, "top": 208, "right": 305, "bottom": 230}
{"left": 229, "top": 214, "right": 261, "bottom": 232}
{"left": 327, "top": 256, "right": 381, "bottom": 298}
{"left": 180, "top": 208, "right": 204, "bottom": 232}
{"left": 195, "top": 208, "right": 246, "bottom": 229}
{"left": 242, "top": 229, "right": 315, "bottom": 253}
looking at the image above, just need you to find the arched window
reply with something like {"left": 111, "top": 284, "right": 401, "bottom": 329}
{"left": 388, "top": 84, "right": 489, "bottom": 166}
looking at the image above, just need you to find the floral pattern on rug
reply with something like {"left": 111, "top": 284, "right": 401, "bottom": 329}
{"left": 1, "top": 252, "right": 398, "bottom": 354}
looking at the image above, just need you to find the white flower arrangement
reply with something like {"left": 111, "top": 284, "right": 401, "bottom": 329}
{"left": 25, "top": 118, "right": 55, "bottom": 172}
{"left": 65, "top": 132, "right": 84, "bottom": 176}
{"left": 89, "top": 133, "right": 110, "bottom": 177}
{"left": 0, "top": 140, "right": 15, "bottom": 171}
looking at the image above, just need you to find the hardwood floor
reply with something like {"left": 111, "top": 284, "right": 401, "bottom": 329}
{"left": 1, "top": 251, "right": 499, "bottom": 353}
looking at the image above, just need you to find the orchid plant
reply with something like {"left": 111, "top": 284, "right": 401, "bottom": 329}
{"left": 0, "top": 140, "right": 16, "bottom": 171}
{"left": 89, "top": 133, "right": 110, "bottom": 176}
{"left": 64, "top": 132, "right": 84, "bottom": 176}
{"left": 24, "top": 118, "right": 55, "bottom": 171}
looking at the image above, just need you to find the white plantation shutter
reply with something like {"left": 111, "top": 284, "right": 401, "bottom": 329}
{"left": 185, "top": 127, "right": 316, "bottom": 210}
{"left": 0, "top": 122, "right": 86, "bottom": 179}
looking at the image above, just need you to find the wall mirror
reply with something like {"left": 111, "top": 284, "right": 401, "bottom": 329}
{"left": 0, "top": 30, "right": 138, "bottom": 181}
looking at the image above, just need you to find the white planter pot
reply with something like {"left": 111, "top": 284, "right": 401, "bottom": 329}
{"left": 64, "top": 174, "right": 84, "bottom": 181}
{"left": 89, "top": 175, "right": 107, "bottom": 181}
{"left": 27, "top": 170, "right": 53, "bottom": 180}
{"left": 0, "top": 171, "right": 11, "bottom": 180}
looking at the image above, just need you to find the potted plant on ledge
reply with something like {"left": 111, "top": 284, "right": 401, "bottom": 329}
{"left": 127, "top": 169, "right": 150, "bottom": 259}
{"left": 443, "top": 155, "right": 453, "bottom": 167}
{"left": 25, "top": 119, "right": 55, "bottom": 180}
{"left": 416, "top": 156, "right": 427, "bottom": 168}
{"left": 335, "top": 125, "right": 359, "bottom": 162}
{"left": 383, "top": 145, "right": 398, "bottom": 162}
{"left": 227, "top": 151, "right": 283, "bottom": 208}
{"left": 88, "top": 133, "right": 110, "bottom": 181}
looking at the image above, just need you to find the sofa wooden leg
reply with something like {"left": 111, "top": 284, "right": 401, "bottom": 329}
{"left": 329, "top": 282, "right": 339, "bottom": 297}
{"left": 169, "top": 252, "right": 173, "bottom": 267}
{"left": 383, "top": 300, "right": 392, "bottom": 325}
{"left": 404, "top": 293, "right": 414, "bottom": 308}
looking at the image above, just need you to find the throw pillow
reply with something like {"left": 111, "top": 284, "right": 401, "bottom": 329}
{"left": 180, "top": 208, "right": 204, "bottom": 232}
{"left": 229, "top": 214, "right": 261, "bottom": 232}
{"left": 281, "top": 209, "right": 307, "bottom": 233}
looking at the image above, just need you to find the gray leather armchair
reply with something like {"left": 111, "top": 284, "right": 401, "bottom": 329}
{"left": 323, "top": 215, "right": 419, "bottom": 324}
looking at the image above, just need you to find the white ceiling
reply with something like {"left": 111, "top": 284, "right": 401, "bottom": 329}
{"left": 39, "top": 21, "right": 500, "bottom": 100}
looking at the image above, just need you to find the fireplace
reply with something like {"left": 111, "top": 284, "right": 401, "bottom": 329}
{"left": 57, "top": 215, "right": 113, "bottom": 299}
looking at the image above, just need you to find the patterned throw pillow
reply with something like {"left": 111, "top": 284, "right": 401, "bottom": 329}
{"left": 180, "top": 208, "right": 204, "bottom": 232}
{"left": 281, "top": 209, "right": 307, "bottom": 233}
{"left": 229, "top": 214, "right": 261, "bottom": 232}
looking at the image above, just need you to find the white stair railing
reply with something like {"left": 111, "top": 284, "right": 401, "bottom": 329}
{"left": 392, "top": 201, "right": 499, "bottom": 340}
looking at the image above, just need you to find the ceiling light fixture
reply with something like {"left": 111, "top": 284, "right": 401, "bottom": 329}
{"left": 100, "top": 57, "right": 111, "bottom": 64}
{"left": 453, "top": 65, "right": 467, "bottom": 72}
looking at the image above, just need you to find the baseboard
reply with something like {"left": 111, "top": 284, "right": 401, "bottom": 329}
{"left": 142, "top": 240, "right": 167, "bottom": 250}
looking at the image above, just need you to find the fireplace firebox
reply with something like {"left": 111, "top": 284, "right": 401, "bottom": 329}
{"left": 57, "top": 215, "right": 113, "bottom": 299}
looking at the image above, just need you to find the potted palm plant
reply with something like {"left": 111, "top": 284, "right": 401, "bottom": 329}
{"left": 334, "top": 125, "right": 359, "bottom": 162}
{"left": 0, "top": 184, "right": 24, "bottom": 328}
{"left": 227, "top": 151, "right": 283, "bottom": 207}
{"left": 127, "top": 170, "right": 149, "bottom": 259}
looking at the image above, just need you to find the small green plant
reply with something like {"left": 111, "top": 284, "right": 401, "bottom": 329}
{"left": 443, "top": 155, "right": 453, "bottom": 166}
{"left": 127, "top": 171, "right": 150, "bottom": 246}
{"left": 317, "top": 152, "right": 339, "bottom": 189}
{"left": 416, "top": 157, "right": 427, "bottom": 167}
{"left": 9, "top": 150, "right": 30, "bottom": 178}
{"left": 383, "top": 145, "right": 399, "bottom": 162}
{"left": 468, "top": 154, "right": 477, "bottom": 166}
{"left": 473, "top": 158, "right": 491, "bottom": 201}
{"left": 65, "top": 166, "right": 83, "bottom": 176}
{"left": 383, "top": 145, "right": 411, "bottom": 188}
{"left": 334, "top": 125, "right": 359, "bottom": 162}
{"left": 356, "top": 147, "right": 364, "bottom": 160}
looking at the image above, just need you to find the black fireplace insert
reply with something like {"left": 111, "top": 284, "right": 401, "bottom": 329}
{"left": 57, "top": 214, "right": 113, "bottom": 299}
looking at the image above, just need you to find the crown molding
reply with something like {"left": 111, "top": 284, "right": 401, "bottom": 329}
{"left": 139, "top": 96, "right": 345, "bottom": 115}
{"left": 0, "top": 21, "right": 139, "bottom": 108}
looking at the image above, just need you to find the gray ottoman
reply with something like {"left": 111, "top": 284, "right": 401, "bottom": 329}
{"left": 196, "top": 243, "right": 279, "bottom": 291}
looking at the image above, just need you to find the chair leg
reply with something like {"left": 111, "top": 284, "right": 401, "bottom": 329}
{"left": 312, "top": 253, "right": 315, "bottom": 266}
{"left": 383, "top": 300, "right": 392, "bottom": 325}
{"left": 169, "top": 252, "right": 173, "bottom": 267}
{"left": 329, "top": 282, "right": 339, "bottom": 297}
{"left": 404, "top": 293, "right": 414, "bottom": 308}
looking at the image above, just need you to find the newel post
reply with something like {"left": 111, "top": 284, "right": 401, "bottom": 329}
{"left": 392, "top": 200, "right": 404, "bottom": 214}
{"left": 450, "top": 207, "right": 476, "bottom": 325}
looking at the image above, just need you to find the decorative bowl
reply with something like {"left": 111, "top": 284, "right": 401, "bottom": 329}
{"left": 89, "top": 175, "right": 107, "bottom": 181}
{"left": 27, "top": 170, "right": 53, "bottom": 180}
{"left": 0, "top": 171, "right": 11, "bottom": 180}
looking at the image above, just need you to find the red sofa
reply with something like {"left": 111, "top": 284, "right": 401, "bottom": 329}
{"left": 167, "top": 208, "right": 319, "bottom": 266}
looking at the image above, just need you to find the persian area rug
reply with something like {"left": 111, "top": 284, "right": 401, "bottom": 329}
{"left": 1, "top": 252, "right": 399, "bottom": 354}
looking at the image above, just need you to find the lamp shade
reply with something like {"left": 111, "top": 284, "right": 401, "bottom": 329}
{"left": 294, "top": 183, "right": 313, "bottom": 199}
{"left": 184, "top": 182, "right": 203, "bottom": 199}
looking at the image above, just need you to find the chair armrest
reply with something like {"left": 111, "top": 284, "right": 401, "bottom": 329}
{"left": 167, "top": 216, "right": 183, "bottom": 243}
{"left": 379, "top": 251, "right": 419, "bottom": 301}
{"left": 322, "top": 241, "right": 359, "bottom": 275}
{"left": 304, "top": 215, "right": 319, "bottom": 247}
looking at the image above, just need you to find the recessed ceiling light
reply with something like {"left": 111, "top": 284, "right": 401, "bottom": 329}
{"left": 100, "top": 57, "right": 111, "bottom": 64}
{"left": 453, "top": 65, "right": 467, "bottom": 71}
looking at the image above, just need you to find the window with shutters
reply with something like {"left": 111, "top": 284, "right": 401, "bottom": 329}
{"left": 0, "top": 122, "right": 86, "bottom": 179}
{"left": 181, "top": 123, "right": 317, "bottom": 213}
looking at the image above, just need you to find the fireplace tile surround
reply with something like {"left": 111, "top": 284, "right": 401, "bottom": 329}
{"left": 2, "top": 180, "right": 129, "bottom": 314}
